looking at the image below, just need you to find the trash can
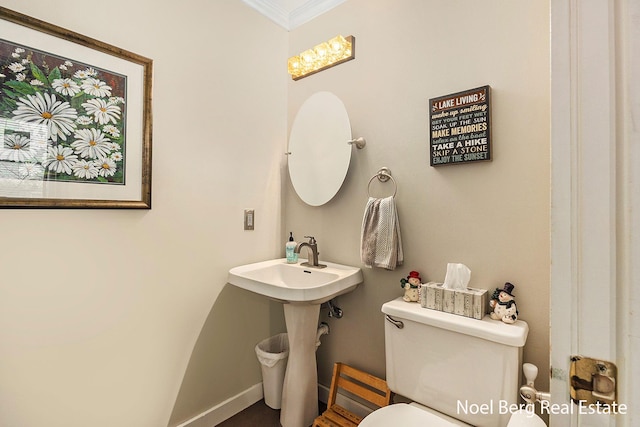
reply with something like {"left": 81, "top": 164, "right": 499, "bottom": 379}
{"left": 255, "top": 332, "right": 289, "bottom": 409}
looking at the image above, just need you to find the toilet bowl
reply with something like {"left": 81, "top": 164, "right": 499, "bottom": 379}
{"left": 360, "top": 403, "right": 470, "bottom": 426}
{"left": 360, "top": 403, "right": 546, "bottom": 426}
{"left": 507, "top": 409, "right": 547, "bottom": 426}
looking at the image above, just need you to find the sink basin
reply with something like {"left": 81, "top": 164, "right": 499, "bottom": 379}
{"left": 228, "top": 258, "right": 363, "bottom": 427}
{"left": 228, "top": 258, "right": 363, "bottom": 304}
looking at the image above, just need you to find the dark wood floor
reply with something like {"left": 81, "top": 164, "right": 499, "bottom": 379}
{"left": 216, "top": 400, "right": 281, "bottom": 427}
{"left": 216, "top": 400, "right": 326, "bottom": 427}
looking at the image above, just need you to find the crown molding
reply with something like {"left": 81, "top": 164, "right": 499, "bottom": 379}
{"left": 242, "top": 0, "right": 346, "bottom": 30}
{"left": 289, "top": 0, "right": 346, "bottom": 29}
{"left": 241, "top": 0, "right": 290, "bottom": 29}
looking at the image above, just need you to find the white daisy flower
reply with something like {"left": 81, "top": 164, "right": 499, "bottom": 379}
{"left": 82, "top": 98, "right": 121, "bottom": 125}
{"left": 18, "top": 162, "right": 45, "bottom": 179}
{"left": 73, "top": 70, "right": 90, "bottom": 79}
{"left": 30, "top": 79, "right": 44, "bottom": 86}
{"left": 12, "top": 92, "right": 78, "bottom": 142}
{"left": 11, "top": 52, "right": 21, "bottom": 58}
{"left": 110, "top": 151, "right": 123, "bottom": 162}
{"left": 14, "top": 48, "right": 25, "bottom": 54}
{"left": 59, "top": 65, "right": 67, "bottom": 71}
{"left": 43, "top": 145, "right": 78, "bottom": 174}
{"left": 108, "top": 96, "right": 125, "bottom": 105}
{"left": 13, "top": 93, "right": 78, "bottom": 141}
{"left": 97, "top": 157, "right": 117, "bottom": 177}
{"left": 64, "top": 60, "right": 73, "bottom": 67}
{"left": 71, "top": 128, "right": 112, "bottom": 159}
{"left": 16, "top": 73, "right": 25, "bottom": 82}
{"left": 81, "top": 77, "right": 112, "bottom": 97}
{"left": 76, "top": 116, "right": 93, "bottom": 125}
{"left": 8, "top": 62, "right": 25, "bottom": 73}
{"left": 52, "top": 78, "right": 81, "bottom": 96}
{"left": 71, "top": 159, "right": 100, "bottom": 179}
{"left": 102, "top": 125, "right": 120, "bottom": 138}
{"left": 0, "top": 134, "right": 31, "bottom": 162}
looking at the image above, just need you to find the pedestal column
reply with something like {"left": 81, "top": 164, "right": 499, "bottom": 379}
{"left": 280, "top": 303, "right": 321, "bottom": 427}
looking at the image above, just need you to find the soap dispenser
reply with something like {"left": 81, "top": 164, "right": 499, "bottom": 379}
{"left": 285, "top": 232, "right": 298, "bottom": 263}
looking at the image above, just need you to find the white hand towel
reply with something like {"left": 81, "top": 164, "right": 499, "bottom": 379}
{"left": 360, "top": 196, "right": 403, "bottom": 270}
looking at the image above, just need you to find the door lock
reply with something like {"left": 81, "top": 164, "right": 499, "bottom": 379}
{"left": 570, "top": 355, "right": 617, "bottom": 405}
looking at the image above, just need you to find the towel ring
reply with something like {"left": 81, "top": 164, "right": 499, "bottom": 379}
{"left": 368, "top": 167, "right": 397, "bottom": 198}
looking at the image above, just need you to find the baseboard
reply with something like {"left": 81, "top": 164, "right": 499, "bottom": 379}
{"left": 175, "top": 383, "right": 263, "bottom": 427}
{"left": 177, "top": 382, "right": 374, "bottom": 427}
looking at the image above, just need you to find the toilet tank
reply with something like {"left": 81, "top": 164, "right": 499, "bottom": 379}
{"left": 382, "top": 298, "right": 528, "bottom": 427}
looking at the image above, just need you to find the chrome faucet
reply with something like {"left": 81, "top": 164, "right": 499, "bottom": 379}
{"left": 295, "top": 236, "right": 326, "bottom": 268}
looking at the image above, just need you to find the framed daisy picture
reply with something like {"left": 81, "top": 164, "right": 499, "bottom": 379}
{"left": 0, "top": 7, "right": 152, "bottom": 208}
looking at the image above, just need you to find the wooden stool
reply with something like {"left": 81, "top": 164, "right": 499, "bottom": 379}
{"left": 312, "top": 363, "right": 391, "bottom": 427}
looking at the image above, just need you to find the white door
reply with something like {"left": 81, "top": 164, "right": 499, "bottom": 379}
{"left": 549, "top": 1, "right": 639, "bottom": 426}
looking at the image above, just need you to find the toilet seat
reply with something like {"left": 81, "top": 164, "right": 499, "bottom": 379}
{"left": 359, "top": 403, "right": 471, "bottom": 427}
{"left": 360, "top": 404, "right": 547, "bottom": 427}
{"left": 506, "top": 409, "right": 547, "bottom": 426}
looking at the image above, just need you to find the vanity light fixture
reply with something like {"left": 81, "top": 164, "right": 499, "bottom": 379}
{"left": 287, "top": 35, "right": 355, "bottom": 80}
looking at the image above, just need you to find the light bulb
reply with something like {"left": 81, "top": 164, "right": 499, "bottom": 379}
{"left": 328, "top": 35, "right": 347, "bottom": 59}
{"left": 287, "top": 56, "right": 301, "bottom": 76}
{"left": 301, "top": 49, "right": 316, "bottom": 64}
{"left": 300, "top": 48, "right": 317, "bottom": 74}
{"left": 314, "top": 42, "right": 330, "bottom": 67}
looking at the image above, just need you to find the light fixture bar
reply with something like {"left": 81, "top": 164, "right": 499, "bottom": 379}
{"left": 287, "top": 35, "right": 355, "bottom": 81}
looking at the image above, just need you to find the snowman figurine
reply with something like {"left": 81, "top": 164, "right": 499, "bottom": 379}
{"left": 489, "top": 282, "right": 519, "bottom": 324}
{"left": 400, "top": 271, "right": 422, "bottom": 302}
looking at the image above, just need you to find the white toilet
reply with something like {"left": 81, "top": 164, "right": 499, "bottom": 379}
{"left": 360, "top": 298, "right": 546, "bottom": 427}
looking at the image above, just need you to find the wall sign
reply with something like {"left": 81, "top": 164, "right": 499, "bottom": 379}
{"left": 429, "top": 85, "right": 491, "bottom": 166}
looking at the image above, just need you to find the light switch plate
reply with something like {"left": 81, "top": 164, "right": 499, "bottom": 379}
{"left": 244, "top": 209, "right": 254, "bottom": 230}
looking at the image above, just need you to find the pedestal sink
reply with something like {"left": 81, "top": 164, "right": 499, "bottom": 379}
{"left": 228, "top": 258, "right": 363, "bottom": 427}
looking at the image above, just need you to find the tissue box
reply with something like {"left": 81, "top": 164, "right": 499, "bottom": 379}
{"left": 442, "top": 288, "right": 455, "bottom": 313}
{"left": 454, "top": 290, "right": 467, "bottom": 316}
{"left": 421, "top": 282, "right": 443, "bottom": 310}
{"left": 470, "top": 287, "right": 488, "bottom": 320}
{"left": 420, "top": 283, "right": 488, "bottom": 320}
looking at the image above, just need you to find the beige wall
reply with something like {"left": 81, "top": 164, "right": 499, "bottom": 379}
{"left": 285, "top": 0, "right": 550, "bottom": 394}
{"left": 0, "top": 1, "right": 550, "bottom": 426}
{"left": 0, "top": 1, "right": 287, "bottom": 427}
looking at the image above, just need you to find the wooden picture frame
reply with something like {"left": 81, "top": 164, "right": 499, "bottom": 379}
{"left": 0, "top": 7, "right": 152, "bottom": 208}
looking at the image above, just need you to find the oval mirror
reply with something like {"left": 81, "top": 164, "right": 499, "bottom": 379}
{"left": 288, "top": 92, "right": 352, "bottom": 206}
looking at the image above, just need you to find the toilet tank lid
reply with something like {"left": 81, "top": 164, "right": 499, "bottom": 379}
{"left": 382, "top": 298, "right": 528, "bottom": 347}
